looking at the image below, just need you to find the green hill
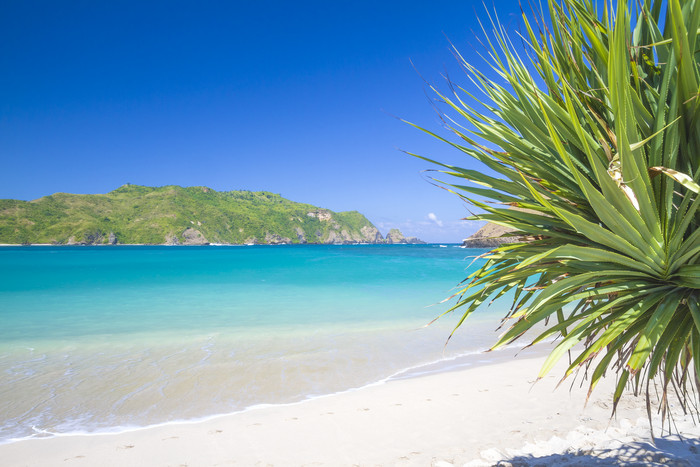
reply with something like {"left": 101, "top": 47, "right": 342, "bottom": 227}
{"left": 0, "top": 184, "right": 391, "bottom": 245}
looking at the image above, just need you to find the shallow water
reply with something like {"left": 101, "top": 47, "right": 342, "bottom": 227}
{"left": 0, "top": 244, "right": 508, "bottom": 443}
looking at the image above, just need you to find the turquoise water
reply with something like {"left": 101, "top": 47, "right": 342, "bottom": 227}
{"left": 0, "top": 244, "right": 505, "bottom": 443}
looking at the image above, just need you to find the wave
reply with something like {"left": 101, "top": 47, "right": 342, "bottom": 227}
{"left": 0, "top": 342, "right": 547, "bottom": 446}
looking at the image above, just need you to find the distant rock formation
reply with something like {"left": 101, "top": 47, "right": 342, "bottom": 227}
{"left": 294, "top": 227, "right": 307, "bottom": 244}
{"left": 165, "top": 234, "right": 179, "bottom": 245}
{"left": 181, "top": 228, "right": 208, "bottom": 245}
{"left": 360, "top": 225, "right": 383, "bottom": 243}
{"left": 462, "top": 223, "right": 521, "bottom": 248}
{"left": 264, "top": 232, "right": 292, "bottom": 244}
{"left": 65, "top": 230, "right": 118, "bottom": 246}
{"left": 385, "top": 228, "right": 425, "bottom": 245}
{"left": 165, "top": 228, "right": 209, "bottom": 245}
{"left": 306, "top": 210, "right": 334, "bottom": 222}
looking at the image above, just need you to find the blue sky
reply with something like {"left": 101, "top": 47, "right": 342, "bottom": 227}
{"left": 0, "top": 0, "right": 530, "bottom": 242}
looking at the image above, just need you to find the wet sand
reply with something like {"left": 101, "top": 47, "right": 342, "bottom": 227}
{"left": 2, "top": 347, "right": 699, "bottom": 466}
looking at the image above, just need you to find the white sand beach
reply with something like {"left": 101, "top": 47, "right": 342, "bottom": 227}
{"left": 2, "top": 347, "right": 699, "bottom": 466}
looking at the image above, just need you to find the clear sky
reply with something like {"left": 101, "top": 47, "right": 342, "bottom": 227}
{"left": 0, "top": 0, "right": 529, "bottom": 242}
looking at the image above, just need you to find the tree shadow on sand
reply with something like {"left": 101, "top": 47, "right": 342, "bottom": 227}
{"left": 494, "top": 436, "right": 700, "bottom": 466}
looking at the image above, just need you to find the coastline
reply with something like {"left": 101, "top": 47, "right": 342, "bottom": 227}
{"left": 1, "top": 244, "right": 490, "bottom": 445}
{"left": 3, "top": 346, "right": 698, "bottom": 466}
{"left": 0, "top": 344, "right": 539, "bottom": 446}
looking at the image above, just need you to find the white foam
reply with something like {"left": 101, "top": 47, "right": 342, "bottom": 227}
{"left": 0, "top": 342, "right": 548, "bottom": 446}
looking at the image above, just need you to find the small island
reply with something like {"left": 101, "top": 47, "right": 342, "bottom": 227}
{"left": 0, "top": 184, "right": 424, "bottom": 246}
{"left": 461, "top": 222, "right": 520, "bottom": 248}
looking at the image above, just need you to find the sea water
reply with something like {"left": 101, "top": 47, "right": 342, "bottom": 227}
{"left": 0, "top": 244, "right": 508, "bottom": 443}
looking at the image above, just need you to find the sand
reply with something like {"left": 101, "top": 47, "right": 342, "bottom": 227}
{"left": 2, "top": 347, "right": 699, "bottom": 466}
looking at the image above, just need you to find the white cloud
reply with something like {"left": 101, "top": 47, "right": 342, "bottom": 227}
{"left": 427, "top": 212, "right": 443, "bottom": 227}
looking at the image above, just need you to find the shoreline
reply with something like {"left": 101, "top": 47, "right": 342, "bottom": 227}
{"left": 0, "top": 343, "right": 542, "bottom": 447}
{"left": 2, "top": 347, "right": 698, "bottom": 466}
{"left": 1, "top": 244, "right": 494, "bottom": 450}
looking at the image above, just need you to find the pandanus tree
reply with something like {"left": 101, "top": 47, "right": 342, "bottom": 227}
{"left": 409, "top": 0, "right": 700, "bottom": 426}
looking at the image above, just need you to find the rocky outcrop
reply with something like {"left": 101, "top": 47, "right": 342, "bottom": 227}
{"left": 307, "top": 210, "right": 389, "bottom": 244}
{"left": 462, "top": 223, "right": 521, "bottom": 248}
{"left": 65, "top": 230, "right": 117, "bottom": 245}
{"left": 294, "top": 227, "right": 307, "bottom": 244}
{"left": 83, "top": 232, "right": 105, "bottom": 244}
{"left": 360, "top": 225, "right": 383, "bottom": 243}
{"left": 166, "top": 228, "right": 209, "bottom": 245}
{"left": 384, "top": 228, "right": 425, "bottom": 244}
{"left": 322, "top": 225, "right": 393, "bottom": 244}
{"left": 462, "top": 206, "right": 540, "bottom": 248}
{"left": 265, "top": 232, "right": 292, "bottom": 244}
{"left": 307, "top": 210, "right": 334, "bottom": 222}
{"left": 385, "top": 229, "right": 404, "bottom": 244}
{"left": 165, "top": 233, "right": 179, "bottom": 245}
{"left": 324, "top": 229, "right": 352, "bottom": 244}
{"left": 182, "top": 228, "right": 208, "bottom": 245}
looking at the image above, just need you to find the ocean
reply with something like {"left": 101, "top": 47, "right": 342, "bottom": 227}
{"left": 0, "top": 244, "right": 509, "bottom": 444}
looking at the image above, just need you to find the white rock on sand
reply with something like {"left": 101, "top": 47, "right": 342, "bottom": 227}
{"left": 1, "top": 347, "right": 699, "bottom": 466}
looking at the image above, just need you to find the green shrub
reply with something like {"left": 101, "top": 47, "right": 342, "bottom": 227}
{"left": 410, "top": 0, "right": 700, "bottom": 423}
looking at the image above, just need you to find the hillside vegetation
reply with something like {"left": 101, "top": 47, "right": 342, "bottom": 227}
{"left": 0, "top": 184, "right": 399, "bottom": 245}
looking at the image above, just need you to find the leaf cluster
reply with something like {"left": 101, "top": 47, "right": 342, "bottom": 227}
{"left": 411, "top": 0, "right": 700, "bottom": 422}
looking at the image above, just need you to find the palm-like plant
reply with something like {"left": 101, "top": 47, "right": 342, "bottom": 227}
{"left": 410, "top": 0, "right": 700, "bottom": 425}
